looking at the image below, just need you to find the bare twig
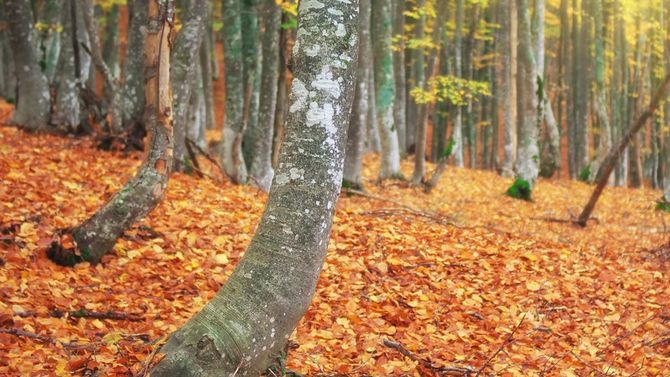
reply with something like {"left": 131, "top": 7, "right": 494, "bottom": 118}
{"left": 344, "top": 189, "right": 458, "bottom": 225}
{"left": 362, "top": 207, "right": 457, "bottom": 226}
{"left": 476, "top": 312, "right": 527, "bottom": 376}
{"left": 186, "top": 138, "right": 228, "bottom": 180}
{"left": 383, "top": 339, "right": 477, "bottom": 376}
{"left": 0, "top": 328, "right": 98, "bottom": 350}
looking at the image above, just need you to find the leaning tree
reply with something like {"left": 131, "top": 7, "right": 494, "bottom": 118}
{"left": 149, "top": 1, "right": 360, "bottom": 375}
{"left": 47, "top": 0, "right": 175, "bottom": 265}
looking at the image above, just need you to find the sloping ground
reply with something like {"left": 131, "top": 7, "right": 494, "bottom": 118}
{"left": 1, "top": 121, "right": 669, "bottom": 376}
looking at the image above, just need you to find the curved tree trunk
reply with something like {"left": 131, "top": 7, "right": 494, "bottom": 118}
{"left": 171, "top": 0, "right": 207, "bottom": 172}
{"left": 5, "top": 0, "right": 51, "bottom": 131}
{"left": 221, "top": 0, "right": 248, "bottom": 183}
{"left": 150, "top": 2, "right": 359, "bottom": 375}
{"left": 48, "top": 0, "right": 174, "bottom": 266}
{"left": 372, "top": 0, "right": 401, "bottom": 179}
{"left": 248, "top": 0, "right": 281, "bottom": 192}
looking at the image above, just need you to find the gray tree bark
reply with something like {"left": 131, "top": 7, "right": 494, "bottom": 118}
{"left": 393, "top": 0, "right": 407, "bottom": 153}
{"left": 48, "top": 0, "right": 175, "bottom": 265}
{"left": 249, "top": 0, "right": 282, "bottom": 192}
{"left": 221, "top": 0, "right": 248, "bottom": 183}
{"left": 343, "top": 0, "right": 371, "bottom": 189}
{"left": 511, "top": 0, "right": 539, "bottom": 191}
{"left": 150, "top": 2, "right": 359, "bottom": 375}
{"left": 53, "top": 0, "right": 82, "bottom": 132}
{"left": 117, "top": 0, "right": 147, "bottom": 133}
{"left": 5, "top": 0, "right": 51, "bottom": 131}
{"left": 372, "top": 0, "right": 401, "bottom": 179}
{"left": 500, "top": 0, "right": 516, "bottom": 176}
{"left": 452, "top": 0, "right": 465, "bottom": 167}
{"left": 171, "top": 0, "right": 207, "bottom": 172}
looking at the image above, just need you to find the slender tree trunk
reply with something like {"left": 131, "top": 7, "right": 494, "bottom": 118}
{"left": 5, "top": 0, "right": 51, "bottom": 131}
{"left": 577, "top": 73, "right": 670, "bottom": 226}
{"left": 249, "top": 0, "right": 281, "bottom": 192}
{"left": 534, "top": 0, "right": 561, "bottom": 178}
{"left": 171, "top": 0, "right": 206, "bottom": 172}
{"left": 117, "top": 0, "right": 147, "bottom": 133}
{"left": 464, "top": 4, "right": 479, "bottom": 168}
{"left": 500, "top": 0, "right": 515, "bottom": 176}
{"left": 663, "top": 0, "right": 670, "bottom": 200}
{"left": 366, "top": 70, "right": 381, "bottom": 152}
{"left": 612, "top": 0, "right": 629, "bottom": 186}
{"left": 393, "top": 0, "right": 407, "bottom": 153}
{"left": 344, "top": 0, "right": 371, "bottom": 189}
{"left": 39, "top": 0, "right": 62, "bottom": 82}
{"left": 187, "top": 61, "right": 206, "bottom": 149}
{"left": 102, "top": 4, "right": 120, "bottom": 80}
{"left": 452, "top": 0, "right": 465, "bottom": 167}
{"left": 48, "top": 0, "right": 175, "bottom": 265}
{"left": 200, "top": 15, "right": 216, "bottom": 132}
{"left": 511, "top": 0, "right": 539, "bottom": 192}
{"left": 629, "top": 11, "right": 645, "bottom": 187}
{"left": 412, "top": 0, "right": 447, "bottom": 183}
{"left": 221, "top": 0, "right": 248, "bottom": 183}
{"left": 272, "top": 12, "right": 292, "bottom": 167}
{"left": 588, "top": 0, "right": 612, "bottom": 183}
{"left": 372, "top": 0, "right": 402, "bottom": 179}
{"left": 53, "top": 0, "right": 81, "bottom": 132}
{"left": 150, "top": 2, "right": 359, "bottom": 375}
{"left": 577, "top": 0, "right": 591, "bottom": 176}
{"left": 410, "top": 0, "right": 427, "bottom": 183}
{"left": 241, "top": 0, "right": 261, "bottom": 172}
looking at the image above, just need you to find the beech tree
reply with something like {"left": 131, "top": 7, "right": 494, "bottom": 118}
{"left": 149, "top": 1, "right": 359, "bottom": 375}
{"left": 47, "top": 0, "right": 175, "bottom": 265}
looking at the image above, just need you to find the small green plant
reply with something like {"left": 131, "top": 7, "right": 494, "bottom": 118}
{"left": 578, "top": 165, "right": 591, "bottom": 182}
{"left": 506, "top": 178, "right": 532, "bottom": 201}
{"left": 442, "top": 138, "right": 455, "bottom": 160}
{"left": 656, "top": 199, "right": 670, "bottom": 212}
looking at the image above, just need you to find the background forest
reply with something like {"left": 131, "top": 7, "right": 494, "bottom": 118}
{"left": 2, "top": 0, "right": 670, "bottom": 376}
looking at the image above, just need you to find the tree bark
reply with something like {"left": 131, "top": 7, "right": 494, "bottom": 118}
{"left": 5, "top": 0, "right": 51, "bottom": 131}
{"left": 393, "top": 0, "right": 407, "bottom": 153}
{"left": 577, "top": 73, "right": 670, "bottom": 226}
{"left": 241, "top": 0, "right": 262, "bottom": 173}
{"left": 171, "top": 0, "right": 207, "bottom": 172}
{"left": 500, "top": 0, "right": 515, "bottom": 176}
{"left": 343, "top": 0, "right": 371, "bottom": 189}
{"left": 52, "top": 0, "right": 82, "bottom": 132}
{"left": 410, "top": 0, "right": 427, "bottom": 184}
{"left": 452, "top": 0, "right": 465, "bottom": 167}
{"left": 221, "top": 0, "right": 248, "bottom": 183}
{"left": 511, "top": 0, "right": 539, "bottom": 191}
{"left": 150, "top": 2, "right": 359, "bottom": 375}
{"left": 117, "top": 0, "right": 147, "bottom": 134}
{"left": 249, "top": 0, "right": 281, "bottom": 192}
{"left": 48, "top": 0, "right": 175, "bottom": 266}
{"left": 372, "top": 0, "right": 402, "bottom": 179}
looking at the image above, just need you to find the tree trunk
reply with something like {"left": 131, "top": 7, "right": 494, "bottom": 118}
{"left": 393, "top": 0, "right": 407, "bottom": 153}
{"left": 271, "top": 12, "right": 293, "bottom": 167}
{"left": 576, "top": 0, "right": 591, "bottom": 177}
{"left": 410, "top": 0, "right": 426, "bottom": 184}
{"left": 117, "top": 0, "right": 147, "bottom": 134}
{"left": 53, "top": 0, "right": 82, "bottom": 132}
{"left": 171, "top": 0, "right": 207, "bottom": 172}
{"left": 39, "top": 0, "right": 62, "bottom": 82}
{"left": 102, "top": 4, "right": 120, "bottom": 81}
{"left": 510, "top": 0, "right": 539, "bottom": 194}
{"left": 241, "top": 0, "right": 261, "bottom": 172}
{"left": 533, "top": 0, "right": 561, "bottom": 178}
{"left": 588, "top": 0, "right": 612, "bottom": 183}
{"left": 200, "top": 13, "right": 216, "bottom": 132}
{"left": 343, "top": 0, "right": 371, "bottom": 189}
{"left": 452, "top": 0, "right": 465, "bottom": 167}
{"left": 249, "top": 0, "right": 281, "bottom": 192}
{"left": 612, "top": 0, "right": 628, "bottom": 186}
{"left": 372, "top": 0, "right": 401, "bottom": 179}
{"left": 150, "top": 2, "right": 359, "bottom": 375}
{"left": 5, "top": 0, "right": 51, "bottom": 131}
{"left": 500, "top": 0, "right": 515, "bottom": 176}
{"left": 577, "top": 73, "right": 670, "bottom": 226}
{"left": 48, "top": 0, "right": 175, "bottom": 266}
{"left": 221, "top": 0, "right": 248, "bottom": 183}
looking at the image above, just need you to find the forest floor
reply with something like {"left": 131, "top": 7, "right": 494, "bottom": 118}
{"left": 2, "top": 111, "right": 670, "bottom": 376}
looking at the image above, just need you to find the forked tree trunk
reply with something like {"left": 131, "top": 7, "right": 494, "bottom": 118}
{"left": 150, "top": 2, "right": 359, "bottom": 375}
{"left": 248, "top": 0, "right": 281, "bottom": 192}
{"left": 48, "top": 0, "right": 175, "bottom": 266}
{"left": 577, "top": 73, "right": 670, "bottom": 226}
{"left": 5, "top": 0, "right": 51, "bottom": 131}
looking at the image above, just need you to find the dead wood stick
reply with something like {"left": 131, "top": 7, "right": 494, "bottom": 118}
{"left": 476, "top": 312, "right": 526, "bottom": 376}
{"left": 383, "top": 339, "right": 476, "bottom": 376}
{"left": 68, "top": 308, "right": 142, "bottom": 321}
{"left": 344, "top": 189, "right": 458, "bottom": 224}
{"left": 186, "top": 138, "right": 228, "bottom": 180}
{"left": 0, "top": 328, "right": 98, "bottom": 350}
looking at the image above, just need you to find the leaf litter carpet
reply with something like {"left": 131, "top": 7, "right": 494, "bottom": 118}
{"left": 1, "top": 124, "right": 670, "bottom": 376}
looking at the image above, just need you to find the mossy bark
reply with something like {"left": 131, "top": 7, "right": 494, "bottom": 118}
{"left": 48, "top": 0, "right": 175, "bottom": 265}
{"left": 150, "top": 1, "right": 359, "bottom": 375}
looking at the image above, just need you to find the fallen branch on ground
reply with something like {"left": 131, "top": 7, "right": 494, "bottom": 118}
{"left": 18, "top": 308, "right": 143, "bottom": 322}
{"left": 383, "top": 339, "right": 477, "bottom": 376}
{"left": 0, "top": 328, "right": 98, "bottom": 350}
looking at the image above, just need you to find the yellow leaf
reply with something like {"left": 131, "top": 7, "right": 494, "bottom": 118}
{"left": 213, "top": 254, "right": 229, "bottom": 265}
{"left": 526, "top": 281, "right": 541, "bottom": 291}
{"left": 102, "top": 332, "right": 123, "bottom": 345}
